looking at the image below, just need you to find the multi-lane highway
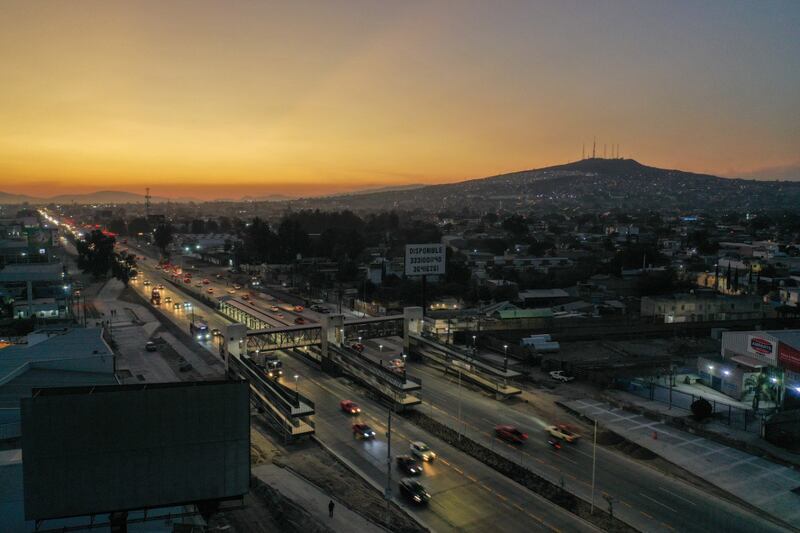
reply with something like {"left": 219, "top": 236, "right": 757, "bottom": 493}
{"left": 62, "top": 224, "right": 788, "bottom": 533}
{"left": 121, "top": 243, "right": 598, "bottom": 532}
{"left": 369, "top": 336, "right": 789, "bottom": 533}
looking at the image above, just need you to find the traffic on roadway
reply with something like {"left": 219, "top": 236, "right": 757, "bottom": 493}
{"left": 54, "top": 219, "right": 788, "bottom": 533}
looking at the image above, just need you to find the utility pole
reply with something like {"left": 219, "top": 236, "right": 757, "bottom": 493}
{"left": 457, "top": 368, "right": 463, "bottom": 441}
{"left": 385, "top": 409, "right": 393, "bottom": 523}
{"left": 589, "top": 419, "right": 597, "bottom": 514}
{"left": 144, "top": 187, "right": 151, "bottom": 220}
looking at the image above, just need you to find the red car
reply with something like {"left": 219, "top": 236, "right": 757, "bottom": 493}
{"left": 241, "top": 294, "right": 250, "bottom": 301}
{"left": 184, "top": 278, "right": 191, "bottom": 284}
{"left": 294, "top": 317, "right": 305, "bottom": 325}
{"left": 352, "top": 423, "right": 376, "bottom": 440}
{"left": 340, "top": 400, "right": 361, "bottom": 415}
{"left": 351, "top": 343, "right": 365, "bottom": 352}
{"left": 495, "top": 425, "right": 528, "bottom": 444}
{"left": 202, "top": 279, "right": 210, "bottom": 285}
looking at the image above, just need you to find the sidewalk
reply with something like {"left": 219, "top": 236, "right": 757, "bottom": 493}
{"left": 605, "top": 388, "right": 800, "bottom": 467}
{"left": 564, "top": 397, "right": 800, "bottom": 528}
{"left": 252, "top": 464, "right": 385, "bottom": 533}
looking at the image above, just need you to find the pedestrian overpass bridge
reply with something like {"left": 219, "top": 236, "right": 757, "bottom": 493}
{"left": 222, "top": 306, "right": 519, "bottom": 440}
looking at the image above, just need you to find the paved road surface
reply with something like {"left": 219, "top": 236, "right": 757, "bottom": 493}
{"left": 122, "top": 249, "right": 598, "bottom": 532}
{"left": 382, "top": 337, "right": 789, "bottom": 533}
{"left": 566, "top": 398, "right": 800, "bottom": 528}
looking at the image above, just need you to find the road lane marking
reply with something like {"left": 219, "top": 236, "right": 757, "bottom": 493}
{"left": 640, "top": 510, "right": 654, "bottom": 519}
{"left": 658, "top": 486, "right": 697, "bottom": 506}
{"left": 639, "top": 493, "right": 677, "bottom": 513}
{"left": 662, "top": 522, "right": 675, "bottom": 531}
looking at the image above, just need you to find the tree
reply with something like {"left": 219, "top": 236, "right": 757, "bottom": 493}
{"left": 75, "top": 230, "right": 116, "bottom": 278}
{"left": 128, "top": 217, "right": 150, "bottom": 236}
{"left": 106, "top": 219, "right": 127, "bottom": 236}
{"left": 153, "top": 223, "right": 174, "bottom": 257}
{"left": 502, "top": 215, "right": 528, "bottom": 237}
{"left": 111, "top": 251, "right": 137, "bottom": 286}
{"left": 190, "top": 219, "right": 206, "bottom": 234}
{"left": 691, "top": 398, "right": 713, "bottom": 420}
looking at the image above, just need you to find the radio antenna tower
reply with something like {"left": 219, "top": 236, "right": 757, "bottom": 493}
{"left": 145, "top": 187, "right": 151, "bottom": 219}
{"left": 592, "top": 137, "right": 596, "bottom": 159}
{"left": 582, "top": 143, "right": 585, "bottom": 160}
{"left": 603, "top": 143, "right": 607, "bottom": 159}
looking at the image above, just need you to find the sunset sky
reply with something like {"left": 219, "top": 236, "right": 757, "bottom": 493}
{"left": 1, "top": 1, "right": 799, "bottom": 200}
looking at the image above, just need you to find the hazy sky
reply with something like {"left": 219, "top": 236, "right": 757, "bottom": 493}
{"left": 1, "top": 1, "right": 799, "bottom": 199}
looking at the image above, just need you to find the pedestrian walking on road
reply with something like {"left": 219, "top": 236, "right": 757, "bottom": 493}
{"left": 328, "top": 499, "right": 335, "bottom": 518}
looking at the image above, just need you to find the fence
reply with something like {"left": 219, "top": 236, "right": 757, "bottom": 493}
{"left": 617, "top": 378, "right": 763, "bottom": 433}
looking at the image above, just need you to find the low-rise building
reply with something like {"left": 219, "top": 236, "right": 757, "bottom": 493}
{"left": 0, "top": 327, "right": 117, "bottom": 441}
{"left": 640, "top": 293, "right": 767, "bottom": 323}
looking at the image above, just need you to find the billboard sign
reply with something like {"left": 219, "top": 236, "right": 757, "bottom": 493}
{"left": 405, "top": 244, "right": 445, "bottom": 276}
{"left": 779, "top": 342, "right": 800, "bottom": 374}
{"left": 748, "top": 335, "right": 776, "bottom": 360}
{"left": 22, "top": 380, "right": 250, "bottom": 521}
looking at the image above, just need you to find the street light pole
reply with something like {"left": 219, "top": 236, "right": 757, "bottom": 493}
{"left": 457, "top": 368, "right": 463, "bottom": 441}
{"left": 385, "top": 408, "right": 393, "bottom": 522}
{"left": 503, "top": 344, "right": 508, "bottom": 373}
{"left": 591, "top": 419, "right": 598, "bottom": 514}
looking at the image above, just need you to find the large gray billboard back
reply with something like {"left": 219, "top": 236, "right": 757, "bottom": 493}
{"left": 21, "top": 380, "right": 250, "bottom": 520}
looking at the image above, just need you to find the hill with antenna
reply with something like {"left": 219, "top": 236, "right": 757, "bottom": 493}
{"left": 288, "top": 157, "right": 800, "bottom": 213}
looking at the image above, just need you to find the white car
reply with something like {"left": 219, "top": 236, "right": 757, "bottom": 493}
{"left": 549, "top": 370, "right": 574, "bottom": 383}
{"left": 410, "top": 441, "right": 436, "bottom": 462}
{"left": 546, "top": 424, "right": 580, "bottom": 443}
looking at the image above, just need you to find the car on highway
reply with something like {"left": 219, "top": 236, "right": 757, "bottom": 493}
{"left": 270, "top": 306, "right": 280, "bottom": 312}
{"left": 195, "top": 282, "right": 203, "bottom": 287}
{"left": 340, "top": 400, "right": 361, "bottom": 414}
{"left": 157, "top": 284, "right": 165, "bottom": 290}
{"left": 396, "top": 455, "right": 422, "bottom": 475}
{"left": 173, "top": 302, "right": 182, "bottom": 310}
{"left": 211, "top": 328, "right": 222, "bottom": 337}
{"left": 546, "top": 424, "right": 580, "bottom": 443}
{"left": 294, "top": 305, "right": 304, "bottom": 312}
{"left": 410, "top": 441, "right": 436, "bottom": 462}
{"left": 351, "top": 343, "right": 365, "bottom": 352}
{"left": 233, "top": 284, "right": 242, "bottom": 290}
{"left": 398, "top": 478, "right": 430, "bottom": 505}
{"left": 206, "top": 288, "right": 214, "bottom": 293}
{"left": 549, "top": 370, "right": 575, "bottom": 383}
{"left": 143, "top": 280, "right": 151, "bottom": 286}
{"left": 164, "top": 296, "right": 172, "bottom": 304}
{"left": 202, "top": 279, "right": 210, "bottom": 285}
{"left": 145, "top": 341, "right": 157, "bottom": 352}
{"left": 227, "top": 289, "right": 236, "bottom": 294}
{"left": 495, "top": 425, "right": 528, "bottom": 444}
{"left": 241, "top": 294, "right": 250, "bottom": 301}
{"left": 352, "top": 423, "right": 376, "bottom": 440}
{"left": 216, "top": 274, "right": 223, "bottom": 279}
{"left": 294, "top": 317, "right": 305, "bottom": 325}
{"left": 183, "top": 302, "right": 192, "bottom": 309}
{"left": 276, "top": 313, "right": 284, "bottom": 318}
{"left": 184, "top": 278, "right": 191, "bottom": 284}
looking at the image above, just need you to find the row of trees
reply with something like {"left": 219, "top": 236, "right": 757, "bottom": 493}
{"left": 74, "top": 230, "right": 137, "bottom": 284}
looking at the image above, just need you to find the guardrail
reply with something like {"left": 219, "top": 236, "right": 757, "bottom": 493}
{"left": 228, "top": 354, "right": 315, "bottom": 437}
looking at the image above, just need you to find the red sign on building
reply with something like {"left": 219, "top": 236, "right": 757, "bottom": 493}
{"left": 778, "top": 342, "right": 800, "bottom": 373}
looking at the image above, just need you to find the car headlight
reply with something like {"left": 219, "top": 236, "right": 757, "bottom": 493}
{"left": 413, "top": 496, "right": 421, "bottom": 502}
{"left": 196, "top": 335, "right": 201, "bottom": 340}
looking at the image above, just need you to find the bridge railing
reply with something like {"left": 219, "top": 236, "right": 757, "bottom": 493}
{"left": 228, "top": 353, "right": 315, "bottom": 424}
{"left": 329, "top": 345, "right": 421, "bottom": 391}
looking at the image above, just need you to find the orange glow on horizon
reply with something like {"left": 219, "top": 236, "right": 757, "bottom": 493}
{"left": 0, "top": 2, "right": 798, "bottom": 200}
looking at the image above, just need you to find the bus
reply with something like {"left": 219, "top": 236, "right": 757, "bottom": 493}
{"left": 190, "top": 321, "right": 210, "bottom": 341}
